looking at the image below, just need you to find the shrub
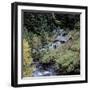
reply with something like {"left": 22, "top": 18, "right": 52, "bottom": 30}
{"left": 23, "top": 38, "right": 33, "bottom": 77}
{"left": 40, "top": 30, "right": 80, "bottom": 74}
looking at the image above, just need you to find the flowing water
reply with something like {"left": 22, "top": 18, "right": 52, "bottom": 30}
{"left": 32, "top": 29, "right": 71, "bottom": 77}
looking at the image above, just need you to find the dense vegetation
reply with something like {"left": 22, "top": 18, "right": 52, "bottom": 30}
{"left": 22, "top": 11, "right": 80, "bottom": 77}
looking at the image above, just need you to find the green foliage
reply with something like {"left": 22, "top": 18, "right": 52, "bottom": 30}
{"left": 23, "top": 12, "right": 80, "bottom": 76}
{"left": 53, "top": 13, "right": 80, "bottom": 30}
{"left": 24, "top": 12, "right": 55, "bottom": 35}
{"left": 74, "top": 21, "right": 80, "bottom": 30}
{"left": 40, "top": 30, "right": 80, "bottom": 74}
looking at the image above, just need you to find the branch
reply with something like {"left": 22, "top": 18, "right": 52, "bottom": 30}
{"left": 52, "top": 12, "right": 61, "bottom": 25}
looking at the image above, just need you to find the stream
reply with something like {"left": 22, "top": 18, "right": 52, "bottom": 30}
{"left": 32, "top": 61, "right": 58, "bottom": 77}
{"left": 32, "top": 29, "right": 71, "bottom": 77}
